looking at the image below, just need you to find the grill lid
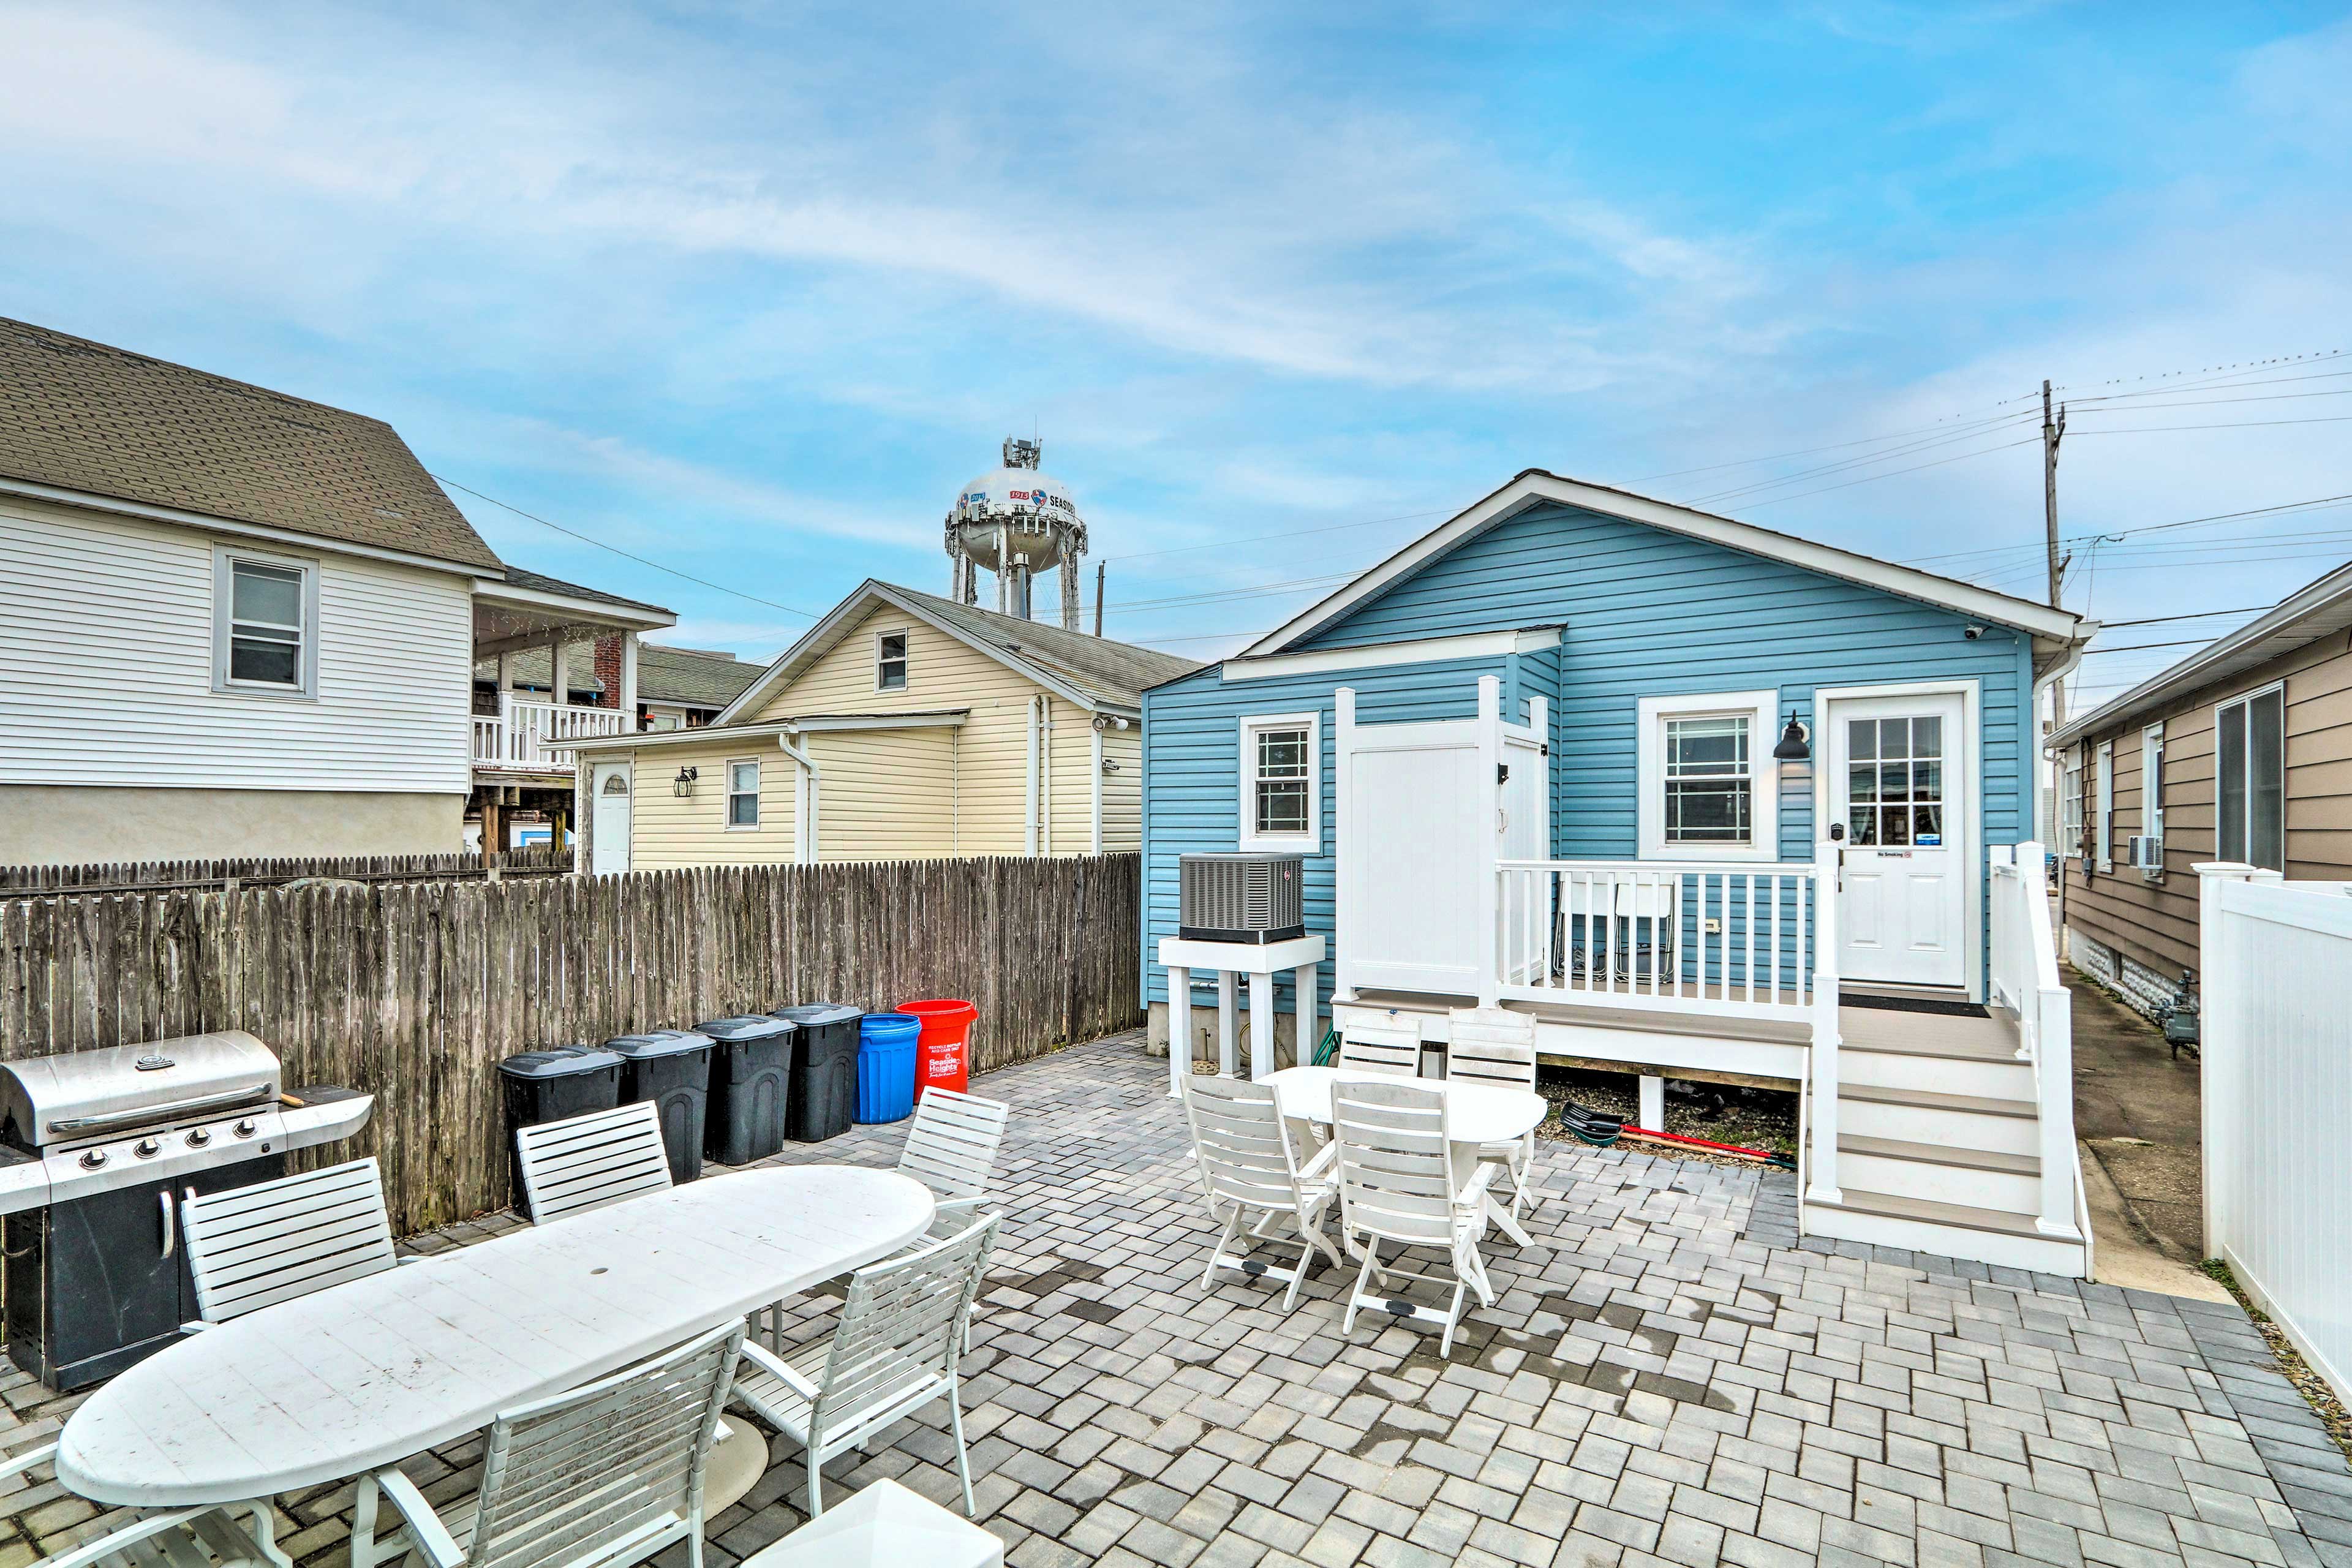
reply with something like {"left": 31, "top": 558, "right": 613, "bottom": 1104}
{"left": 0, "top": 1031, "right": 280, "bottom": 1149}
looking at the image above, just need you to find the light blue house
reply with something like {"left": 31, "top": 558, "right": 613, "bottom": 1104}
{"left": 1142, "top": 470, "right": 2098, "bottom": 1272}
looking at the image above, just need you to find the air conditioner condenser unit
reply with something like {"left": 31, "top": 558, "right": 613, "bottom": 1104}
{"left": 1179, "top": 853, "right": 1306, "bottom": 944}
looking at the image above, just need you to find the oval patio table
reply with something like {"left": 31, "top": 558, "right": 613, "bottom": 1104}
{"left": 58, "top": 1166, "right": 935, "bottom": 1508}
{"left": 1261, "top": 1066, "right": 1548, "bottom": 1247}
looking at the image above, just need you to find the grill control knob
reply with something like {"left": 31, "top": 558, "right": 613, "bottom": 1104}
{"left": 233, "top": 1119, "right": 257, "bottom": 1139}
{"left": 134, "top": 1138, "right": 161, "bottom": 1159}
{"left": 185, "top": 1128, "right": 211, "bottom": 1148}
{"left": 78, "top": 1148, "right": 108, "bottom": 1170}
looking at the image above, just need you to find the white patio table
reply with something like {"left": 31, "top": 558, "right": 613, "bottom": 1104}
{"left": 1262, "top": 1066, "right": 1547, "bottom": 1248}
{"left": 57, "top": 1166, "right": 934, "bottom": 1509}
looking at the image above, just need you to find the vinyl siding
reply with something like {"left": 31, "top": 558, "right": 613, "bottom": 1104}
{"left": 809, "top": 726, "right": 958, "bottom": 861}
{"left": 1140, "top": 500, "right": 2037, "bottom": 1008}
{"left": 0, "top": 494, "right": 473, "bottom": 794}
{"left": 622, "top": 741, "right": 800, "bottom": 869}
{"left": 2063, "top": 631, "right": 2352, "bottom": 981}
{"left": 1098, "top": 726, "right": 1142, "bottom": 851}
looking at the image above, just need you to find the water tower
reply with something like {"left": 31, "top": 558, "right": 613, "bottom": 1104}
{"left": 945, "top": 438, "right": 1088, "bottom": 628}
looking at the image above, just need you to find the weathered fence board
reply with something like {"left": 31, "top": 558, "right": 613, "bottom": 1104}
{"left": 0, "top": 848, "right": 575, "bottom": 899}
{"left": 0, "top": 856, "right": 1141, "bottom": 1234}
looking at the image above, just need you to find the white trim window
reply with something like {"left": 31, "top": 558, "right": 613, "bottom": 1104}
{"left": 876, "top": 629, "right": 909, "bottom": 692}
{"left": 1637, "top": 690, "right": 1779, "bottom": 862}
{"left": 2139, "top": 722, "right": 2165, "bottom": 876}
{"left": 1238, "top": 712, "right": 1319, "bottom": 851}
{"left": 2216, "top": 683, "right": 2285, "bottom": 871}
{"left": 212, "top": 547, "right": 318, "bottom": 697}
{"left": 2060, "top": 744, "right": 2084, "bottom": 856}
{"left": 726, "top": 757, "right": 761, "bottom": 829}
{"left": 2094, "top": 740, "right": 2114, "bottom": 872}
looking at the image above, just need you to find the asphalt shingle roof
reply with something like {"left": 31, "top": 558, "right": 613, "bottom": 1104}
{"left": 883, "top": 584, "right": 1202, "bottom": 706}
{"left": 473, "top": 642, "right": 761, "bottom": 709}
{"left": 0, "top": 316, "right": 502, "bottom": 571}
{"left": 496, "top": 565, "right": 671, "bottom": 616}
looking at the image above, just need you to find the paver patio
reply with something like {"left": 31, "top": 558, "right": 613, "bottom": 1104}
{"left": 2, "top": 1029, "right": 2346, "bottom": 1568}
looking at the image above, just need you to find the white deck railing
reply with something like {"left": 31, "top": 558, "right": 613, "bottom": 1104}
{"left": 471, "top": 697, "right": 629, "bottom": 772}
{"left": 1988, "top": 842, "right": 2078, "bottom": 1239}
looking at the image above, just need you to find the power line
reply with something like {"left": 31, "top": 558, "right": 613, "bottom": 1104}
{"left": 1681, "top": 413, "right": 2040, "bottom": 507}
{"left": 2070, "top": 414, "right": 2352, "bottom": 434}
{"left": 2097, "top": 606, "right": 2271, "bottom": 627}
{"left": 1730, "top": 435, "right": 2042, "bottom": 510}
{"left": 1101, "top": 507, "right": 1452, "bottom": 565}
{"left": 2079, "top": 637, "right": 2235, "bottom": 655}
{"left": 1639, "top": 405, "right": 2033, "bottom": 484}
{"left": 434, "top": 475, "right": 826, "bottom": 621}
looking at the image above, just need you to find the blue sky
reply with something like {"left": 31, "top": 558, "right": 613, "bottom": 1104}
{"left": 3, "top": 2, "right": 2346, "bottom": 712}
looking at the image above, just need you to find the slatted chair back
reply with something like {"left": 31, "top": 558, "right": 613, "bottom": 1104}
{"left": 896, "top": 1090, "right": 1010, "bottom": 1205}
{"left": 1335, "top": 1023, "right": 1420, "bottom": 1078}
{"left": 514, "top": 1101, "right": 673, "bottom": 1223}
{"left": 1180, "top": 1074, "right": 1310, "bottom": 1218}
{"left": 1332, "top": 1079, "right": 1458, "bottom": 1250}
{"left": 466, "top": 1318, "right": 742, "bottom": 1568}
{"left": 1445, "top": 1008, "right": 1539, "bottom": 1091}
{"left": 810, "top": 1213, "right": 1000, "bottom": 1446}
{"left": 182, "top": 1157, "right": 401, "bottom": 1325}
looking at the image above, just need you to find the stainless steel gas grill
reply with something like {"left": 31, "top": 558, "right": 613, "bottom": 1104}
{"left": 0, "top": 1031, "right": 373, "bottom": 1389}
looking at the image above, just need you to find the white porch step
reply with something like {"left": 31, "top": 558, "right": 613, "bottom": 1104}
{"left": 1835, "top": 1135, "right": 2041, "bottom": 1214}
{"left": 1836, "top": 1083, "right": 2039, "bottom": 1155}
{"left": 1835, "top": 1043, "right": 2034, "bottom": 1102}
{"left": 1802, "top": 1188, "right": 2084, "bottom": 1277}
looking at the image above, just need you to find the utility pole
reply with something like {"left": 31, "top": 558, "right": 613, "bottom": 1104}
{"left": 1094, "top": 560, "right": 1106, "bottom": 638}
{"left": 2043, "top": 379, "right": 2070, "bottom": 949}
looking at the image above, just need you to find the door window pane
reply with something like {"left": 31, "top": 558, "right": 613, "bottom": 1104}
{"left": 1851, "top": 714, "right": 1949, "bottom": 847}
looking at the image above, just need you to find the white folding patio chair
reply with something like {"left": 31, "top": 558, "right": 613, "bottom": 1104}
{"left": 349, "top": 1318, "right": 743, "bottom": 1568}
{"left": 4, "top": 1443, "right": 291, "bottom": 1568}
{"left": 514, "top": 1101, "right": 673, "bottom": 1223}
{"left": 1445, "top": 1007, "right": 1544, "bottom": 1219}
{"left": 897, "top": 1088, "right": 1010, "bottom": 1226}
{"left": 730, "top": 1212, "right": 999, "bottom": 1520}
{"left": 1179, "top": 1074, "right": 1344, "bottom": 1311}
{"left": 180, "top": 1156, "right": 413, "bottom": 1331}
{"left": 1335, "top": 1022, "right": 1420, "bottom": 1077}
{"left": 1331, "top": 1078, "right": 1494, "bottom": 1355}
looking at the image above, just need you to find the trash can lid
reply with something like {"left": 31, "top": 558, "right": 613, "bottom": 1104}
{"left": 693, "top": 1014, "right": 797, "bottom": 1041}
{"left": 499, "top": 1046, "right": 623, "bottom": 1079}
{"left": 602, "top": 1030, "right": 715, "bottom": 1058}
{"left": 858, "top": 1012, "right": 923, "bottom": 1042}
{"left": 770, "top": 1003, "right": 863, "bottom": 1028}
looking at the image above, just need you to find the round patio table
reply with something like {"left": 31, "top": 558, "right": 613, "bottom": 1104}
{"left": 1261, "top": 1066, "right": 1548, "bottom": 1246}
{"left": 58, "top": 1166, "right": 934, "bottom": 1507}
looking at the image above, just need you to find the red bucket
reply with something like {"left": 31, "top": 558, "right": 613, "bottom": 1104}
{"left": 896, "top": 999, "right": 978, "bottom": 1099}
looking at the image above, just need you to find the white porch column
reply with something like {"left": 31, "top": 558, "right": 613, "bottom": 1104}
{"left": 551, "top": 639, "right": 570, "bottom": 706}
{"left": 1248, "top": 970, "right": 1274, "bottom": 1082}
{"left": 1217, "top": 971, "right": 1238, "bottom": 1077}
{"left": 619, "top": 633, "right": 639, "bottom": 728}
{"left": 1806, "top": 843, "right": 1843, "bottom": 1207}
{"left": 1475, "top": 676, "right": 1502, "bottom": 1009}
{"left": 1332, "top": 687, "right": 1358, "bottom": 1003}
{"left": 2195, "top": 862, "right": 2275, "bottom": 1260}
{"left": 1293, "top": 962, "right": 1318, "bottom": 1070}
{"left": 1166, "top": 963, "right": 1192, "bottom": 1099}
{"left": 1638, "top": 1076, "right": 1665, "bottom": 1130}
{"left": 496, "top": 652, "right": 516, "bottom": 692}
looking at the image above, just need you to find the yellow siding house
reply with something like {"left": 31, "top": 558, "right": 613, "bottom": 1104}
{"left": 562, "top": 581, "right": 1197, "bottom": 871}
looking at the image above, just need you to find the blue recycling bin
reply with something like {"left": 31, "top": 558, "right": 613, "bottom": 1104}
{"left": 854, "top": 1012, "right": 920, "bottom": 1124}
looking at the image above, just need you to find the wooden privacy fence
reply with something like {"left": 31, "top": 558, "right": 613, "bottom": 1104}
{"left": 0, "top": 854, "right": 1141, "bottom": 1234}
{"left": 0, "top": 847, "right": 575, "bottom": 898}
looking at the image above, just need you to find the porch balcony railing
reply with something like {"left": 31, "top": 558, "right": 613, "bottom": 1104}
{"left": 470, "top": 696, "right": 629, "bottom": 773}
{"left": 1988, "top": 842, "right": 2080, "bottom": 1239}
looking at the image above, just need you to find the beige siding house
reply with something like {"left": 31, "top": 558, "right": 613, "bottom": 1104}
{"left": 2048, "top": 560, "right": 2352, "bottom": 1014}
{"left": 563, "top": 581, "right": 1194, "bottom": 871}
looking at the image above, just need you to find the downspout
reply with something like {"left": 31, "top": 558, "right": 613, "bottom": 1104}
{"left": 779, "top": 733, "right": 820, "bottom": 865}
{"left": 1091, "top": 715, "right": 1105, "bottom": 854}
{"left": 1042, "top": 698, "right": 1054, "bottom": 855}
{"left": 951, "top": 725, "right": 960, "bottom": 854}
{"left": 1025, "top": 696, "right": 1041, "bottom": 856}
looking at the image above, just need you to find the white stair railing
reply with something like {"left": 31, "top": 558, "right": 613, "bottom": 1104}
{"left": 1989, "top": 843, "right": 2079, "bottom": 1237}
{"left": 471, "top": 696, "right": 630, "bottom": 771}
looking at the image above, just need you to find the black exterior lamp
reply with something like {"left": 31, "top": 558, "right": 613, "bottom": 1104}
{"left": 1771, "top": 712, "right": 1811, "bottom": 762}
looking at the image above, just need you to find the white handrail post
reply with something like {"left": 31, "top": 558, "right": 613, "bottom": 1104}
{"left": 1807, "top": 846, "right": 1842, "bottom": 1206}
{"left": 2034, "top": 970, "right": 2076, "bottom": 1237}
{"left": 1166, "top": 963, "right": 1191, "bottom": 1100}
{"left": 1333, "top": 687, "right": 1357, "bottom": 1003}
{"left": 1476, "top": 676, "right": 1502, "bottom": 1009}
{"left": 2195, "top": 861, "right": 2272, "bottom": 1261}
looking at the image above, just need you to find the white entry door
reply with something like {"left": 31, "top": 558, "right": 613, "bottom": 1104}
{"left": 590, "top": 761, "right": 633, "bottom": 875}
{"left": 1828, "top": 693, "right": 1966, "bottom": 989}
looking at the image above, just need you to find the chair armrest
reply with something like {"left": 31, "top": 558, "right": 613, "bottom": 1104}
{"left": 1452, "top": 1161, "right": 1499, "bottom": 1210}
{"left": 739, "top": 1338, "right": 823, "bottom": 1400}
{"left": 371, "top": 1468, "right": 467, "bottom": 1568}
{"left": 0, "top": 1442, "right": 56, "bottom": 1482}
{"left": 180, "top": 1319, "right": 214, "bottom": 1334}
{"left": 1298, "top": 1141, "right": 1339, "bottom": 1182}
{"left": 45, "top": 1508, "right": 235, "bottom": 1568}
{"left": 933, "top": 1194, "right": 986, "bottom": 1215}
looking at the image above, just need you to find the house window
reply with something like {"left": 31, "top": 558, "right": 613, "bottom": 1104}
{"left": 876, "top": 630, "right": 909, "bottom": 692}
{"left": 2095, "top": 740, "right": 2114, "bottom": 872}
{"left": 2217, "top": 684, "right": 2285, "bottom": 870}
{"left": 2060, "top": 745, "right": 2084, "bottom": 854}
{"left": 212, "top": 548, "right": 317, "bottom": 696}
{"left": 1637, "top": 690, "right": 1779, "bottom": 862}
{"left": 727, "top": 758, "right": 760, "bottom": 828}
{"left": 1238, "top": 713, "right": 1319, "bottom": 850}
{"left": 2140, "top": 722, "right": 2165, "bottom": 875}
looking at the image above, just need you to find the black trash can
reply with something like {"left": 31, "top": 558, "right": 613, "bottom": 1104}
{"left": 497, "top": 1046, "right": 623, "bottom": 1219}
{"left": 603, "top": 1030, "right": 715, "bottom": 1185}
{"left": 772, "top": 1003, "right": 862, "bottom": 1144}
{"left": 693, "top": 1014, "right": 798, "bottom": 1166}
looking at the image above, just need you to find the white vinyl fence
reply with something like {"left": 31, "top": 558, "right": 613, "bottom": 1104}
{"left": 2199, "top": 863, "right": 2352, "bottom": 1406}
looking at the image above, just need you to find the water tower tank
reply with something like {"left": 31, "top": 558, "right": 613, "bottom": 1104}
{"left": 944, "top": 438, "right": 1089, "bottom": 628}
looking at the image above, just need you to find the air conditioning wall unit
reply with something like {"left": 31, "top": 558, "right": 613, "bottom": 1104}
{"left": 2127, "top": 834, "right": 2165, "bottom": 872}
{"left": 1179, "top": 853, "right": 1306, "bottom": 943}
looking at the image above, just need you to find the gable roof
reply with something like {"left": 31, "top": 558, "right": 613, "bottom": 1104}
{"left": 2047, "top": 558, "right": 2352, "bottom": 750}
{"left": 496, "top": 565, "right": 670, "bottom": 616}
{"left": 718, "top": 580, "right": 1203, "bottom": 722}
{"left": 1242, "top": 469, "right": 2086, "bottom": 658}
{"left": 0, "top": 316, "right": 502, "bottom": 572}
{"left": 473, "top": 642, "right": 758, "bottom": 708}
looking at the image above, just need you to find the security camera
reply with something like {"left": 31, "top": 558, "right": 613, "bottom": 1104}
{"left": 1963, "top": 624, "right": 1988, "bottom": 640}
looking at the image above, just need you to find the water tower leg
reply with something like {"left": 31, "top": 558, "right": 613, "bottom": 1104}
{"left": 1061, "top": 554, "right": 1081, "bottom": 630}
